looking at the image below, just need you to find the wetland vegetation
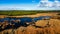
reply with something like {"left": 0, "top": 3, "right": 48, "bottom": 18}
{"left": 0, "top": 10, "right": 60, "bottom": 34}
{"left": 0, "top": 10, "right": 60, "bottom": 16}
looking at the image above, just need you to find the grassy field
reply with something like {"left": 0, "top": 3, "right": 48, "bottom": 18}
{"left": 0, "top": 10, "right": 60, "bottom": 16}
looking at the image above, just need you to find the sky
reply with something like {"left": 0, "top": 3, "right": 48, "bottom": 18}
{"left": 0, "top": 0, "right": 60, "bottom": 10}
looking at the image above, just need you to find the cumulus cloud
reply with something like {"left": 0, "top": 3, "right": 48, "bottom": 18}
{"left": 54, "top": 1, "right": 60, "bottom": 7}
{"left": 37, "top": 0, "right": 60, "bottom": 8}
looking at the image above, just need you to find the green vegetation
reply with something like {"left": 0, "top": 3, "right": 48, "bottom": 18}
{"left": 0, "top": 10, "right": 60, "bottom": 16}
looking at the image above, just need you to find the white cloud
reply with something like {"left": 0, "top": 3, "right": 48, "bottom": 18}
{"left": 47, "top": 1, "right": 54, "bottom": 7}
{"left": 37, "top": 0, "right": 60, "bottom": 8}
{"left": 54, "top": 0, "right": 60, "bottom": 7}
{"left": 40, "top": 0, "right": 48, "bottom": 2}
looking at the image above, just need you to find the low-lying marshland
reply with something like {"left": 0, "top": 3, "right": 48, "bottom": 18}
{"left": 0, "top": 10, "right": 60, "bottom": 34}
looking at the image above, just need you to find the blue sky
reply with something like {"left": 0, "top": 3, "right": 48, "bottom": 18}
{"left": 0, "top": 0, "right": 60, "bottom": 10}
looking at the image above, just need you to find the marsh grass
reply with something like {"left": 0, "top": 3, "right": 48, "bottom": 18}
{"left": 0, "top": 10, "right": 60, "bottom": 16}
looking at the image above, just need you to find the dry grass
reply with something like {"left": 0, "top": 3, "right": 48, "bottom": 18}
{"left": 0, "top": 19, "right": 60, "bottom": 34}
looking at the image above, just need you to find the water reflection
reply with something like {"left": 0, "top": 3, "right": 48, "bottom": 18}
{"left": 0, "top": 16, "right": 51, "bottom": 31}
